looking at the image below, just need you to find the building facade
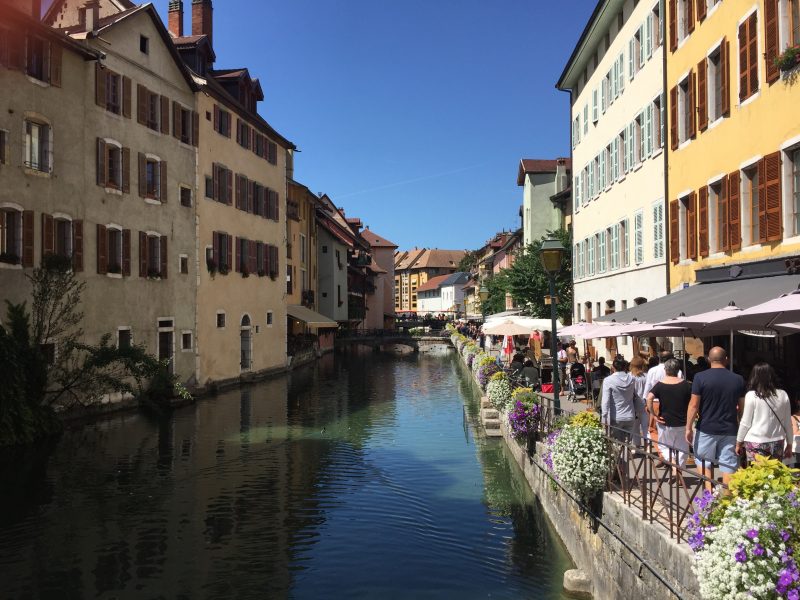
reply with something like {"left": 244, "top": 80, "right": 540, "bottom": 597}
{"left": 393, "top": 248, "right": 465, "bottom": 313}
{"left": 666, "top": 0, "right": 800, "bottom": 288}
{"left": 558, "top": 0, "right": 668, "bottom": 358}
{"left": 518, "top": 158, "right": 572, "bottom": 246}
{"left": 286, "top": 179, "right": 319, "bottom": 331}
{"left": 316, "top": 196, "right": 352, "bottom": 324}
{"left": 361, "top": 228, "right": 397, "bottom": 329}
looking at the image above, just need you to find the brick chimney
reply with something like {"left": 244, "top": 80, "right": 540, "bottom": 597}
{"left": 191, "top": 0, "right": 212, "bottom": 45}
{"left": 79, "top": 0, "right": 100, "bottom": 32}
{"left": 168, "top": 0, "right": 183, "bottom": 37}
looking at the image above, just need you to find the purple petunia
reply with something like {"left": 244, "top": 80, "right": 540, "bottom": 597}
{"left": 735, "top": 545, "right": 748, "bottom": 563}
{"left": 746, "top": 529, "right": 759, "bottom": 540}
{"left": 753, "top": 544, "right": 765, "bottom": 557}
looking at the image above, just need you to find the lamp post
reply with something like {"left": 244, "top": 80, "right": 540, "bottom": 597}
{"left": 540, "top": 239, "right": 565, "bottom": 410}
{"left": 479, "top": 284, "right": 489, "bottom": 349}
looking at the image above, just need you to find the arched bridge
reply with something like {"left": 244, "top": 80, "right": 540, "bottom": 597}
{"left": 335, "top": 330, "right": 452, "bottom": 352}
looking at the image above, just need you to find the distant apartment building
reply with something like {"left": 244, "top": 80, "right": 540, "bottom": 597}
{"left": 518, "top": 158, "right": 573, "bottom": 246}
{"left": 557, "top": 0, "right": 667, "bottom": 358}
{"left": 361, "top": 228, "right": 397, "bottom": 330}
{"left": 316, "top": 195, "right": 353, "bottom": 325}
{"left": 393, "top": 248, "right": 465, "bottom": 313}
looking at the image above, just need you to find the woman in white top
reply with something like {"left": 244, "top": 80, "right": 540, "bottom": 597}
{"left": 735, "top": 363, "right": 793, "bottom": 463}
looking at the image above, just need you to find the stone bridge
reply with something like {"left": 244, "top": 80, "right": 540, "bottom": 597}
{"left": 335, "top": 331, "right": 452, "bottom": 352}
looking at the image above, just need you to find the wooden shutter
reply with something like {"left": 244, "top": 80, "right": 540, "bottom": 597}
{"left": 122, "top": 147, "right": 130, "bottom": 194}
{"left": 236, "top": 118, "right": 241, "bottom": 144}
{"left": 160, "top": 160, "right": 167, "bottom": 203}
{"left": 49, "top": 43, "right": 62, "bottom": 87}
{"left": 273, "top": 191, "right": 280, "bottom": 221}
{"left": 160, "top": 236, "right": 167, "bottom": 279}
{"left": 96, "top": 137, "right": 106, "bottom": 186}
{"left": 247, "top": 179, "right": 254, "bottom": 213}
{"left": 764, "top": 151, "right": 783, "bottom": 242}
{"left": 696, "top": 0, "right": 706, "bottom": 22}
{"left": 138, "top": 152, "right": 146, "bottom": 197}
{"left": 22, "top": 210, "right": 34, "bottom": 267}
{"left": 748, "top": 13, "right": 758, "bottom": 98}
{"left": 235, "top": 174, "right": 242, "bottom": 209}
{"left": 729, "top": 171, "right": 741, "bottom": 250}
{"left": 213, "top": 232, "right": 220, "bottom": 264}
{"left": 7, "top": 30, "right": 25, "bottom": 70}
{"left": 96, "top": 224, "right": 107, "bottom": 274}
{"left": 721, "top": 39, "right": 730, "bottom": 116}
{"left": 213, "top": 104, "right": 219, "bottom": 132}
{"left": 758, "top": 158, "right": 768, "bottom": 243}
{"left": 688, "top": 69, "right": 697, "bottom": 139}
{"left": 95, "top": 63, "right": 106, "bottom": 107}
{"left": 687, "top": 192, "right": 697, "bottom": 259}
{"left": 139, "top": 231, "right": 147, "bottom": 277}
{"left": 687, "top": 0, "right": 695, "bottom": 33}
{"left": 173, "top": 101, "right": 181, "bottom": 139}
{"left": 697, "top": 58, "right": 708, "bottom": 131}
{"left": 192, "top": 111, "right": 199, "bottom": 147}
{"left": 739, "top": 21, "right": 748, "bottom": 100}
{"left": 122, "top": 77, "right": 131, "bottom": 118}
{"left": 765, "top": 0, "right": 779, "bottom": 83}
{"left": 137, "top": 84, "right": 147, "bottom": 124}
{"left": 235, "top": 236, "right": 241, "bottom": 272}
{"left": 41, "top": 213, "right": 54, "bottom": 256}
{"left": 669, "top": 0, "right": 677, "bottom": 52}
{"left": 669, "top": 199, "right": 679, "bottom": 263}
{"left": 249, "top": 240, "right": 257, "bottom": 273}
{"left": 720, "top": 175, "right": 730, "bottom": 251}
{"left": 72, "top": 220, "right": 83, "bottom": 271}
{"left": 670, "top": 86, "right": 678, "bottom": 150}
{"left": 698, "top": 186, "right": 709, "bottom": 257}
{"left": 227, "top": 234, "right": 233, "bottom": 271}
{"left": 160, "top": 96, "right": 169, "bottom": 134}
{"left": 122, "top": 229, "right": 131, "bottom": 276}
{"left": 226, "top": 169, "right": 233, "bottom": 205}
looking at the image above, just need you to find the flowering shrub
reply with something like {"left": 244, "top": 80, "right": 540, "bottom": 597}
{"left": 570, "top": 409, "right": 601, "bottom": 429}
{"left": 473, "top": 354, "right": 494, "bottom": 375}
{"left": 477, "top": 360, "right": 501, "bottom": 389}
{"left": 486, "top": 372, "right": 512, "bottom": 409}
{"left": 542, "top": 429, "right": 561, "bottom": 478}
{"left": 551, "top": 425, "right": 613, "bottom": 500}
{"left": 687, "top": 456, "right": 800, "bottom": 600}
{"left": 465, "top": 350, "right": 477, "bottom": 368}
{"left": 508, "top": 398, "right": 541, "bottom": 439}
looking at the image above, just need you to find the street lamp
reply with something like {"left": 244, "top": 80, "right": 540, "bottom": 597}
{"left": 540, "top": 239, "right": 565, "bottom": 410}
{"left": 479, "top": 283, "right": 489, "bottom": 350}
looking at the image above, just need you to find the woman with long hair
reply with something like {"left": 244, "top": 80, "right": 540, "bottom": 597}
{"left": 736, "top": 363, "right": 793, "bottom": 463}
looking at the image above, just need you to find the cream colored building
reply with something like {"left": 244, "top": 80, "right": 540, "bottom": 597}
{"left": 1, "top": 2, "right": 199, "bottom": 384}
{"left": 557, "top": 0, "right": 667, "bottom": 359}
{"left": 361, "top": 228, "right": 397, "bottom": 329}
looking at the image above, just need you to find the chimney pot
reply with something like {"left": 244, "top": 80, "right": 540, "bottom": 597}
{"left": 191, "top": 0, "right": 213, "bottom": 45}
{"left": 168, "top": 0, "right": 184, "bottom": 37}
{"left": 83, "top": 0, "right": 99, "bottom": 32}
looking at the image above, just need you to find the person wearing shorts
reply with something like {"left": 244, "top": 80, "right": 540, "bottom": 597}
{"left": 685, "top": 347, "right": 745, "bottom": 485}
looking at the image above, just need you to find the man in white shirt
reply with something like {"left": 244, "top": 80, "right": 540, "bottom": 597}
{"left": 557, "top": 343, "right": 568, "bottom": 394}
{"left": 644, "top": 351, "right": 683, "bottom": 399}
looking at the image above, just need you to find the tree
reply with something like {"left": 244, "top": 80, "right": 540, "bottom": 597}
{"left": 480, "top": 272, "right": 510, "bottom": 316}
{"left": 504, "top": 229, "right": 572, "bottom": 323}
{"left": 0, "top": 257, "right": 168, "bottom": 446}
{"left": 457, "top": 250, "right": 479, "bottom": 273}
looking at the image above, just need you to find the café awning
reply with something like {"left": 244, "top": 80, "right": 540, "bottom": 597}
{"left": 595, "top": 274, "right": 800, "bottom": 324}
{"left": 287, "top": 305, "right": 339, "bottom": 328}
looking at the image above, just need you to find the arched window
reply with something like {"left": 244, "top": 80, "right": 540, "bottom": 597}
{"left": 240, "top": 314, "right": 252, "bottom": 371}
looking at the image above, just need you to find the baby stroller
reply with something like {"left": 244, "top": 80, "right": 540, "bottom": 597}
{"left": 567, "top": 361, "right": 587, "bottom": 402}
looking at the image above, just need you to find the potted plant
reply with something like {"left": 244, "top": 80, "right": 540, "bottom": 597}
{"left": 206, "top": 258, "right": 217, "bottom": 275}
{"left": 486, "top": 372, "right": 512, "bottom": 408}
{"left": 776, "top": 44, "right": 800, "bottom": 72}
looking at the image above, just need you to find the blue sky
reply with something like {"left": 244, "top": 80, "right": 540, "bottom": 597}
{"left": 150, "top": 0, "right": 595, "bottom": 251}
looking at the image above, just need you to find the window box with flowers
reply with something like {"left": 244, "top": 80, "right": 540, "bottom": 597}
{"left": 776, "top": 45, "right": 800, "bottom": 73}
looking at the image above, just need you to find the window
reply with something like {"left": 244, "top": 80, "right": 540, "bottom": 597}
{"left": 266, "top": 311, "right": 273, "bottom": 326}
{"left": 653, "top": 202, "right": 665, "bottom": 259}
{"left": 118, "top": 328, "right": 131, "bottom": 350}
{"left": 211, "top": 231, "right": 232, "bottom": 272}
{"left": 286, "top": 264, "right": 293, "bottom": 294}
{"left": 214, "top": 105, "right": 231, "bottom": 137}
{"left": 593, "top": 155, "right": 600, "bottom": 194}
{"left": 743, "top": 165, "right": 760, "bottom": 244}
{"left": 633, "top": 113, "right": 643, "bottom": 164}
{"left": 26, "top": 35, "right": 47, "bottom": 81}
{"left": 148, "top": 93, "right": 159, "bottom": 130}
{"left": 335, "top": 249, "right": 342, "bottom": 269}
{"left": 676, "top": 72, "right": 696, "bottom": 145}
{"left": 216, "top": 312, "right": 226, "bottom": 328}
{"left": 300, "top": 233, "right": 307, "bottom": 264}
{"left": 599, "top": 149, "right": 607, "bottom": 190}
{"left": 181, "top": 332, "right": 192, "bottom": 351}
{"left": 680, "top": 193, "right": 698, "bottom": 260}
{"left": 708, "top": 46, "right": 723, "bottom": 122}
{"left": 337, "top": 284, "right": 343, "bottom": 306}
{"left": 212, "top": 164, "right": 232, "bottom": 204}
{"left": 173, "top": 103, "right": 194, "bottom": 145}
{"left": 653, "top": 96, "right": 663, "bottom": 149}
{"left": 710, "top": 179, "right": 729, "bottom": 251}
{"left": 592, "top": 88, "right": 599, "bottom": 122}
{"left": 610, "top": 224, "right": 620, "bottom": 270}
{"left": 0, "top": 129, "right": 6, "bottom": 164}
{"left": 24, "top": 120, "right": 50, "bottom": 172}
{"left": 598, "top": 231, "right": 607, "bottom": 273}
{"left": 139, "top": 35, "right": 149, "bottom": 54}
{"left": 267, "top": 140, "right": 278, "bottom": 165}
{"left": 738, "top": 12, "right": 759, "bottom": 101}
{"left": 180, "top": 255, "right": 188, "bottom": 274}
{"left": 652, "top": 3, "right": 662, "bottom": 49}
{"left": 792, "top": 148, "right": 800, "bottom": 236}
{"left": 583, "top": 104, "right": 589, "bottom": 135}
{"left": 108, "top": 227, "right": 122, "bottom": 272}
{"left": 52, "top": 218, "right": 71, "bottom": 259}
{"left": 180, "top": 187, "right": 192, "bottom": 207}
{"left": 237, "top": 119, "right": 251, "bottom": 149}
{"left": 587, "top": 235, "right": 595, "bottom": 276}
{"left": 634, "top": 211, "right": 644, "bottom": 264}
{"left": 621, "top": 219, "right": 629, "bottom": 267}
{"left": 0, "top": 208, "right": 21, "bottom": 263}
{"left": 678, "top": 0, "right": 694, "bottom": 44}
{"left": 147, "top": 235, "right": 160, "bottom": 274}
{"left": 205, "top": 176, "right": 214, "bottom": 199}
{"left": 790, "top": 0, "right": 800, "bottom": 46}
{"left": 145, "top": 158, "right": 160, "bottom": 198}
{"left": 97, "top": 139, "right": 129, "bottom": 191}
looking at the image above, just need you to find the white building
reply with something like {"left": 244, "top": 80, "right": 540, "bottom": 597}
{"left": 518, "top": 159, "right": 572, "bottom": 247}
{"left": 557, "top": 0, "right": 667, "bottom": 360}
{"left": 415, "top": 274, "right": 448, "bottom": 315}
{"left": 440, "top": 272, "right": 469, "bottom": 315}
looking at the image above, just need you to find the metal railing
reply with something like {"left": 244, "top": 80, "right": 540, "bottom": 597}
{"left": 531, "top": 395, "right": 726, "bottom": 543}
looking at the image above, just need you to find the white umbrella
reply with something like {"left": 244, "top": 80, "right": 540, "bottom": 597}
{"left": 710, "top": 289, "right": 800, "bottom": 329}
{"left": 482, "top": 319, "right": 536, "bottom": 336}
{"left": 559, "top": 322, "right": 593, "bottom": 337}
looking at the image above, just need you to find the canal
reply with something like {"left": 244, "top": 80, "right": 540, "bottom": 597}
{"left": 0, "top": 350, "right": 572, "bottom": 599}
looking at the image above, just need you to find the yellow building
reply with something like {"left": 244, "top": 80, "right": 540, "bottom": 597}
{"left": 393, "top": 248, "right": 464, "bottom": 313}
{"left": 667, "top": 0, "right": 800, "bottom": 288}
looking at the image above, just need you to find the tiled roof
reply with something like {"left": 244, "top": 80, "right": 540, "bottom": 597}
{"left": 60, "top": 4, "right": 142, "bottom": 33}
{"left": 516, "top": 158, "right": 572, "bottom": 186}
{"left": 440, "top": 272, "right": 470, "bottom": 287}
{"left": 416, "top": 274, "right": 451, "bottom": 293}
{"left": 173, "top": 34, "right": 206, "bottom": 45}
{"left": 395, "top": 249, "right": 465, "bottom": 271}
{"left": 362, "top": 228, "right": 397, "bottom": 249}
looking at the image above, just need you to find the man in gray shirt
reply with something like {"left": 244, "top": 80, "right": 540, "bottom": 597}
{"left": 602, "top": 358, "right": 639, "bottom": 442}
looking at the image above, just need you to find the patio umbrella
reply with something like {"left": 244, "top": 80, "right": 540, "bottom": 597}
{"left": 709, "top": 289, "right": 800, "bottom": 330}
{"left": 482, "top": 318, "right": 536, "bottom": 336}
{"left": 559, "top": 322, "right": 594, "bottom": 337}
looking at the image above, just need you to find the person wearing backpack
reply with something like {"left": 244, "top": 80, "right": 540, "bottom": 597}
{"left": 735, "top": 362, "right": 793, "bottom": 464}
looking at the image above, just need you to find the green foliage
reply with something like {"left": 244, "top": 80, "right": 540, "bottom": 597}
{"left": 570, "top": 410, "right": 601, "bottom": 429}
{"left": 480, "top": 272, "right": 510, "bottom": 316}
{"left": 504, "top": 229, "right": 573, "bottom": 323}
{"left": 457, "top": 250, "right": 479, "bottom": 273}
{"left": 728, "top": 455, "right": 800, "bottom": 500}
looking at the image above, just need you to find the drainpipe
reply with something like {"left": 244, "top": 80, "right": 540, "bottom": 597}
{"left": 661, "top": 0, "right": 671, "bottom": 296}
{"left": 556, "top": 84, "right": 574, "bottom": 324}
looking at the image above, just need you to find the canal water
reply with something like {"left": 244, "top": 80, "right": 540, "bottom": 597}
{"left": 0, "top": 349, "right": 572, "bottom": 599}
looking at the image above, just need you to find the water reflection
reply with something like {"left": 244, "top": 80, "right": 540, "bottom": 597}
{"left": 0, "top": 350, "right": 570, "bottom": 599}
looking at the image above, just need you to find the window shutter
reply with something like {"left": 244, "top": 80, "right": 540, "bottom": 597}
{"left": 249, "top": 239, "right": 257, "bottom": 274}
{"left": 122, "top": 229, "right": 131, "bottom": 276}
{"left": 669, "top": 199, "right": 679, "bottom": 263}
{"left": 160, "top": 95, "right": 169, "bottom": 134}
{"left": 122, "top": 77, "right": 131, "bottom": 118}
{"left": 697, "top": 58, "right": 708, "bottom": 131}
{"left": 227, "top": 234, "right": 233, "bottom": 271}
{"left": 235, "top": 174, "right": 242, "bottom": 209}
{"left": 236, "top": 118, "right": 241, "bottom": 144}
{"left": 96, "top": 223, "right": 107, "bottom": 274}
{"left": 72, "top": 220, "right": 83, "bottom": 271}
{"left": 273, "top": 191, "right": 280, "bottom": 221}
{"left": 696, "top": 0, "right": 706, "bottom": 22}
{"left": 138, "top": 152, "right": 146, "bottom": 197}
{"left": 687, "top": 0, "right": 695, "bottom": 33}
{"left": 42, "top": 213, "right": 54, "bottom": 256}
{"left": 160, "top": 160, "right": 168, "bottom": 203}
{"left": 748, "top": 13, "right": 759, "bottom": 97}
{"left": 139, "top": 231, "right": 147, "bottom": 277}
{"left": 192, "top": 111, "right": 199, "bottom": 147}
{"left": 670, "top": 86, "right": 678, "bottom": 150}
{"left": 764, "top": 151, "right": 783, "bottom": 242}
{"left": 121, "top": 147, "right": 130, "bottom": 194}
{"left": 235, "top": 236, "right": 241, "bottom": 273}
{"left": 22, "top": 210, "right": 34, "bottom": 267}
{"left": 226, "top": 169, "right": 233, "bottom": 205}
{"left": 687, "top": 192, "right": 698, "bottom": 260}
{"left": 729, "top": 171, "right": 741, "bottom": 250}
{"left": 160, "top": 236, "right": 167, "bottom": 279}
{"left": 137, "top": 84, "right": 147, "bottom": 124}
{"left": 213, "top": 231, "right": 220, "bottom": 264}
{"left": 95, "top": 63, "right": 106, "bottom": 107}
{"left": 49, "top": 43, "right": 62, "bottom": 87}
{"left": 213, "top": 104, "right": 219, "bottom": 132}
{"left": 669, "top": 0, "right": 677, "bottom": 52}
{"left": 721, "top": 39, "right": 730, "bottom": 116}
{"left": 7, "top": 30, "right": 25, "bottom": 70}
{"left": 96, "top": 137, "right": 106, "bottom": 186}
{"left": 765, "top": 0, "right": 779, "bottom": 84}
{"left": 688, "top": 69, "right": 697, "bottom": 138}
{"left": 212, "top": 164, "right": 219, "bottom": 201}
{"left": 739, "top": 21, "right": 748, "bottom": 101}
{"left": 172, "top": 101, "right": 180, "bottom": 139}
{"left": 698, "top": 186, "right": 709, "bottom": 257}
{"left": 247, "top": 180, "right": 254, "bottom": 213}
{"left": 719, "top": 175, "right": 730, "bottom": 251}
{"left": 758, "top": 158, "right": 768, "bottom": 243}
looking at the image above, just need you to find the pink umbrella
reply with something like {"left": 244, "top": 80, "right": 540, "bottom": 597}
{"left": 559, "top": 322, "right": 594, "bottom": 337}
{"left": 710, "top": 289, "right": 800, "bottom": 330}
